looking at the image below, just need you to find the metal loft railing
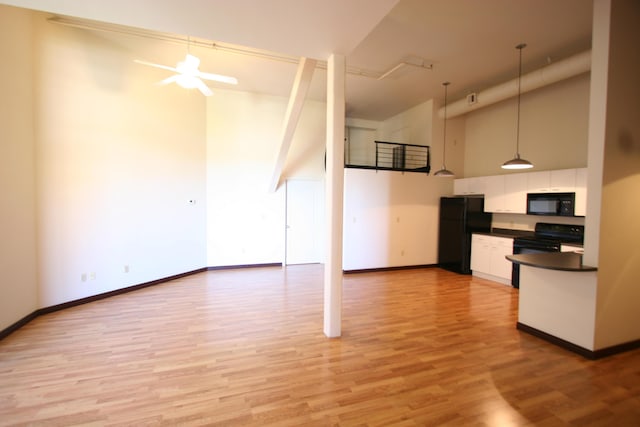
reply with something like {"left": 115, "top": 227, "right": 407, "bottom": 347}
{"left": 373, "top": 141, "right": 431, "bottom": 173}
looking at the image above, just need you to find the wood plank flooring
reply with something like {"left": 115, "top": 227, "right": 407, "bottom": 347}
{"left": 1, "top": 265, "right": 639, "bottom": 426}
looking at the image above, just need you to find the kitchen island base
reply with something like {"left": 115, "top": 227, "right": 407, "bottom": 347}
{"left": 518, "top": 266, "right": 597, "bottom": 351}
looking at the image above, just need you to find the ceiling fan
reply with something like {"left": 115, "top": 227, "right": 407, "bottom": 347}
{"left": 135, "top": 53, "right": 238, "bottom": 96}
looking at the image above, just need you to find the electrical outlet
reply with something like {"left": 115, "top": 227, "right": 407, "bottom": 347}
{"left": 81, "top": 273, "right": 87, "bottom": 282}
{"left": 90, "top": 272, "right": 96, "bottom": 280}
{"left": 124, "top": 265, "right": 130, "bottom": 273}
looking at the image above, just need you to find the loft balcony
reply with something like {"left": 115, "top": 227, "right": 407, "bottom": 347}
{"left": 345, "top": 140, "right": 431, "bottom": 174}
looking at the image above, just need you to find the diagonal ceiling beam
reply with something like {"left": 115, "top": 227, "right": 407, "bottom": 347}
{"left": 269, "top": 57, "right": 317, "bottom": 192}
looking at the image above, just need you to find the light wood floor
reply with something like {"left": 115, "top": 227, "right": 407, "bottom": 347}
{"left": 1, "top": 265, "right": 639, "bottom": 426}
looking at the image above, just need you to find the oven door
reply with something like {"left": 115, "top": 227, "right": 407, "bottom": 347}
{"left": 511, "top": 240, "right": 561, "bottom": 288}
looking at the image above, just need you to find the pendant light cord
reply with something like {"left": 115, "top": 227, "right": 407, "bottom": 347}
{"left": 515, "top": 43, "right": 526, "bottom": 157}
{"left": 442, "top": 81, "right": 449, "bottom": 166}
{"left": 501, "top": 43, "right": 532, "bottom": 169}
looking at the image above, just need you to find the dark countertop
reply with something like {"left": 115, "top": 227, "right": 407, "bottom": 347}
{"left": 474, "top": 228, "right": 535, "bottom": 239}
{"left": 475, "top": 228, "right": 585, "bottom": 249}
{"left": 506, "top": 252, "right": 597, "bottom": 272}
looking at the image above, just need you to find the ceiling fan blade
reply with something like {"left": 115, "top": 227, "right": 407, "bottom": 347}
{"left": 134, "top": 59, "right": 178, "bottom": 73}
{"left": 194, "top": 78, "right": 213, "bottom": 96}
{"left": 158, "top": 75, "right": 178, "bottom": 85}
{"left": 196, "top": 71, "right": 238, "bottom": 85}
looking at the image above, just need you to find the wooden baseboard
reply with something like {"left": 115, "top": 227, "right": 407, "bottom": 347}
{"left": 36, "top": 268, "right": 208, "bottom": 317}
{"left": 207, "top": 263, "right": 282, "bottom": 271}
{"left": 517, "top": 322, "right": 640, "bottom": 359}
{"left": 0, "top": 311, "right": 40, "bottom": 341}
{"left": 344, "top": 264, "right": 436, "bottom": 274}
{"left": 1, "top": 265, "right": 281, "bottom": 342}
{"left": 592, "top": 338, "right": 640, "bottom": 359}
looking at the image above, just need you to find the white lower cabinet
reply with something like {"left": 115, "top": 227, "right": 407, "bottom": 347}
{"left": 471, "top": 234, "right": 514, "bottom": 285}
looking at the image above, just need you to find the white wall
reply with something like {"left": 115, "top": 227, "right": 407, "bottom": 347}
{"left": 0, "top": 5, "right": 38, "bottom": 330}
{"left": 1, "top": 7, "right": 330, "bottom": 328}
{"left": 345, "top": 99, "right": 466, "bottom": 177}
{"left": 342, "top": 99, "right": 455, "bottom": 270}
{"left": 33, "top": 14, "right": 208, "bottom": 307}
{"left": 432, "top": 98, "right": 465, "bottom": 177}
{"left": 345, "top": 118, "right": 382, "bottom": 168}
{"left": 346, "top": 126, "right": 377, "bottom": 166}
{"left": 343, "top": 168, "right": 451, "bottom": 270}
{"left": 205, "top": 90, "right": 326, "bottom": 267}
{"left": 0, "top": 6, "right": 331, "bottom": 329}
{"left": 463, "top": 74, "right": 590, "bottom": 177}
{"left": 378, "top": 99, "right": 433, "bottom": 145}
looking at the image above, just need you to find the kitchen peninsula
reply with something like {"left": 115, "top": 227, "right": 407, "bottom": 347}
{"left": 507, "top": 252, "right": 598, "bottom": 357}
{"left": 507, "top": 251, "right": 596, "bottom": 272}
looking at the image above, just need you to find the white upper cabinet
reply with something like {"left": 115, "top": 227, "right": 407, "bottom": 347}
{"left": 483, "top": 175, "right": 504, "bottom": 212}
{"left": 503, "top": 173, "right": 528, "bottom": 213}
{"left": 527, "top": 169, "right": 577, "bottom": 193}
{"left": 526, "top": 171, "right": 549, "bottom": 192}
{"left": 453, "top": 176, "right": 486, "bottom": 195}
{"left": 455, "top": 168, "right": 587, "bottom": 216}
{"left": 483, "top": 174, "right": 527, "bottom": 214}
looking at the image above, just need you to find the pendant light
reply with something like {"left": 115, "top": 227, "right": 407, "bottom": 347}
{"left": 434, "top": 81, "right": 454, "bottom": 177}
{"left": 502, "top": 43, "right": 533, "bottom": 170}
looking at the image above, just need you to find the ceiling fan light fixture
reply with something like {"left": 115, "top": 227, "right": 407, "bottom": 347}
{"left": 135, "top": 49, "right": 236, "bottom": 97}
{"left": 175, "top": 74, "right": 199, "bottom": 89}
{"left": 502, "top": 43, "right": 533, "bottom": 170}
{"left": 435, "top": 81, "right": 454, "bottom": 177}
{"left": 179, "top": 53, "right": 201, "bottom": 72}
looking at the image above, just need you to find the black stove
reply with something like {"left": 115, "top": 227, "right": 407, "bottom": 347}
{"left": 511, "top": 223, "right": 584, "bottom": 287}
{"left": 515, "top": 223, "right": 584, "bottom": 248}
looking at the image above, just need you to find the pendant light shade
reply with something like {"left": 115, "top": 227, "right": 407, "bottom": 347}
{"left": 434, "top": 81, "right": 454, "bottom": 177}
{"left": 502, "top": 43, "right": 533, "bottom": 170}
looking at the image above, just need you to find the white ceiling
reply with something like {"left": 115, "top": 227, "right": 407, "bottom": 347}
{"left": 3, "top": 0, "right": 593, "bottom": 121}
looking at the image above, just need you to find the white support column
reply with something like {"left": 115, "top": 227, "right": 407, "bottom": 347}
{"left": 324, "top": 54, "right": 345, "bottom": 338}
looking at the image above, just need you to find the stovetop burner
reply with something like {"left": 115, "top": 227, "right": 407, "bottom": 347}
{"left": 514, "top": 223, "right": 584, "bottom": 245}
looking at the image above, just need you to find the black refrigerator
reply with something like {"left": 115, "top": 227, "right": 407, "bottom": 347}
{"left": 438, "top": 196, "right": 492, "bottom": 274}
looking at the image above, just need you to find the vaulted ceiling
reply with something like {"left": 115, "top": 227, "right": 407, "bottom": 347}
{"left": 2, "top": 0, "right": 593, "bottom": 121}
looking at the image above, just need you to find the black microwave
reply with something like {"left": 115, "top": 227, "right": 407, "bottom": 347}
{"left": 526, "top": 192, "right": 576, "bottom": 216}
